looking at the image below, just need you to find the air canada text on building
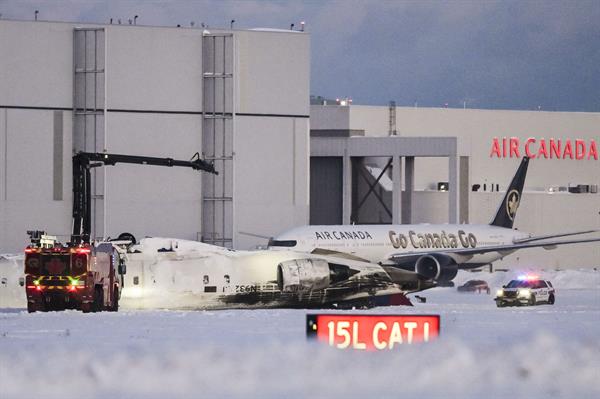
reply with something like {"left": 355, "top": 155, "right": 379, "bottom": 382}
{"left": 490, "top": 137, "right": 598, "bottom": 160}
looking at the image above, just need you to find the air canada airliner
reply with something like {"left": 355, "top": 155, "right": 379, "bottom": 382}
{"left": 269, "top": 157, "right": 600, "bottom": 283}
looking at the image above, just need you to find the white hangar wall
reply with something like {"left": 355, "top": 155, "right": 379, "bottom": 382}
{"left": 233, "top": 29, "right": 310, "bottom": 249}
{"left": 234, "top": 115, "right": 309, "bottom": 250}
{"left": 346, "top": 105, "right": 600, "bottom": 191}
{"left": 311, "top": 104, "right": 600, "bottom": 268}
{"left": 0, "top": 20, "right": 310, "bottom": 253}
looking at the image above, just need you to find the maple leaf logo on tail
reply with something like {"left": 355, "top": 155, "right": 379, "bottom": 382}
{"left": 490, "top": 157, "right": 529, "bottom": 229}
{"left": 506, "top": 190, "right": 520, "bottom": 221}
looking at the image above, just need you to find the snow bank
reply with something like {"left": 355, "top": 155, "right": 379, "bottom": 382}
{"left": 0, "top": 333, "right": 598, "bottom": 399}
{"left": 1, "top": 283, "right": 598, "bottom": 399}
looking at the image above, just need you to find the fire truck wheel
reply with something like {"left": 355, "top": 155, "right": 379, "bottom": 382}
{"left": 92, "top": 286, "right": 104, "bottom": 312}
{"left": 27, "top": 302, "right": 41, "bottom": 313}
{"left": 109, "top": 286, "right": 119, "bottom": 312}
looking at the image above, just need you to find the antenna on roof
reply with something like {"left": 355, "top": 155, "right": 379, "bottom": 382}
{"left": 34, "top": 10, "right": 39, "bottom": 21}
{"left": 389, "top": 101, "right": 397, "bottom": 136}
{"left": 230, "top": 19, "right": 235, "bottom": 29}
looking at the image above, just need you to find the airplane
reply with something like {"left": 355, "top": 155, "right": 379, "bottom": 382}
{"left": 268, "top": 157, "right": 600, "bottom": 285}
{"left": 116, "top": 238, "right": 425, "bottom": 310}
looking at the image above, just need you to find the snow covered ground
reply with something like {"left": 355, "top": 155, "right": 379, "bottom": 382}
{"left": 1, "top": 269, "right": 599, "bottom": 399}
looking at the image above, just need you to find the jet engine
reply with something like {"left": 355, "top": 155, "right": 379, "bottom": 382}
{"left": 415, "top": 254, "right": 458, "bottom": 282}
{"left": 277, "top": 258, "right": 330, "bottom": 293}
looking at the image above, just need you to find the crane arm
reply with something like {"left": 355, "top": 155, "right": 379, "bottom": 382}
{"left": 77, "top": 151, "right": 217, "bottom": 173}
{"left": 72, "top": 151, "right": 217, "bottom": 244}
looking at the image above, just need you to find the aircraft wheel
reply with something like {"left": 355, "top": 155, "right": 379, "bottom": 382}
{"left": 117, "top": 232, "right": 136, "bottom": 245}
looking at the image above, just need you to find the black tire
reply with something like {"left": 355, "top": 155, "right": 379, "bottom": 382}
{"left": 27, "top": 302, "right": 41, "bottom": 313}
{"left": 109, "top": 286, "right": 119, "bottom": 312}
{"left": 548, "top": 294, "right": 555, "bottom": 305}
{"left": 496, "top": 301, "right": 505, "bottom": 308}
{"left": 92, "top": 286, "right": 104, "bottom": 312}
{"left": 528, "top": 295, "right": 536, "bottom": 306}
{"left": 117, "top": 232, "right": 137, "bottom": 245}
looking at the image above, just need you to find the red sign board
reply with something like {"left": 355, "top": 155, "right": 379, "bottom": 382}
{"left": 307, "top": 314, "right": 440, "bottom": 350}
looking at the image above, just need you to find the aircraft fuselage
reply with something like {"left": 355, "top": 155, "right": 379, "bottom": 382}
{"left": 270, "top": 224, "right": 531, "bottom": 268}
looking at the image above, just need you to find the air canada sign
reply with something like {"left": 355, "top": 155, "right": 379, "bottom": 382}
{"left": 490, "top": 137, "right": 598, "bottom": 160}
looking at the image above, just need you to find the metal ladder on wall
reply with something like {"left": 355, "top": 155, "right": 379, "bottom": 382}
{"left": 201, "top": 33, "right": 234, "bottom": 247}
{"left": 73, "top": 28, "right": 106, "bottom": 241}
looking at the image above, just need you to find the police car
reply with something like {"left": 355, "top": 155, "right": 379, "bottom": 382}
{"left": 495, "top": 275, "right": 555, "bottom": 307}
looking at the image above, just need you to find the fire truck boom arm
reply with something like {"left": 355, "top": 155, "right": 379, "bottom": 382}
{"left": 75, "top": 152, "right": 217, "bottom": 173}
{"left": 72, "top": 151, "right": 217, "bottom": 244}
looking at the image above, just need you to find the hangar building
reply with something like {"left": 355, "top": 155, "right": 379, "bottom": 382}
{"left": 0, "top": 19, "right": 309, "bottom": 252}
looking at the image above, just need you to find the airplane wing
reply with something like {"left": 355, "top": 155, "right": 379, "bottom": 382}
{"left": 513, "top": 229, "right": 600, "bottom": 244}
{"left": 389, "top": 236, "right": 600, "bottom": 265}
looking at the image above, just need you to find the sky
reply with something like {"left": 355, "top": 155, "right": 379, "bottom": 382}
{"left": 1, "top": 0, "right": 599, "bottom": 111}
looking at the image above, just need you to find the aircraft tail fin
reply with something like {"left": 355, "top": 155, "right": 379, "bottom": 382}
{"left": 490, "top": 157, "right": 529, "bottom": 229}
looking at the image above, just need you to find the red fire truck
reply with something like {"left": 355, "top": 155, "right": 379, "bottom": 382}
{"left": 24, "top": 232, "right": 125, "bottom": 313}
{"left": 24, "top": 151, "right": 216, "bottom": 313}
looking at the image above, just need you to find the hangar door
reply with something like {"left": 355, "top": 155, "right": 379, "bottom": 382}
{"left": 310, "top": 157, "right": 343, "bottom": 225}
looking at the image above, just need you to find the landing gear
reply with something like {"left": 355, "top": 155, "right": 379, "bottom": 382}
{"left": 116, "top": 232, "right": 136, "bottom": 245}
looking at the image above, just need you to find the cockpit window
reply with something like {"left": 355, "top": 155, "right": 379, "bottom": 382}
{"left": 268, "top": 239, "right": 297, "bottom": 247}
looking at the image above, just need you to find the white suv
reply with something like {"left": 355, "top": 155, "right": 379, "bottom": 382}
{"left": 495, "top": 276, "right": 555, "bottom": 307}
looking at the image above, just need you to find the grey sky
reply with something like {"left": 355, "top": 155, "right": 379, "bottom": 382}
{"left": 2, "top": 0, "right": 599, "bottom": 111}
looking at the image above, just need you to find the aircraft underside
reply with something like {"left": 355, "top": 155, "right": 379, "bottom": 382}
{"left": 120, "top": 277, "right": 416, "bottom": 310}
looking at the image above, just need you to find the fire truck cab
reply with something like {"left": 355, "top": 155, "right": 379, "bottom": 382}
{"left": 24, "top": 231, "right": 126, "bottom": 313}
